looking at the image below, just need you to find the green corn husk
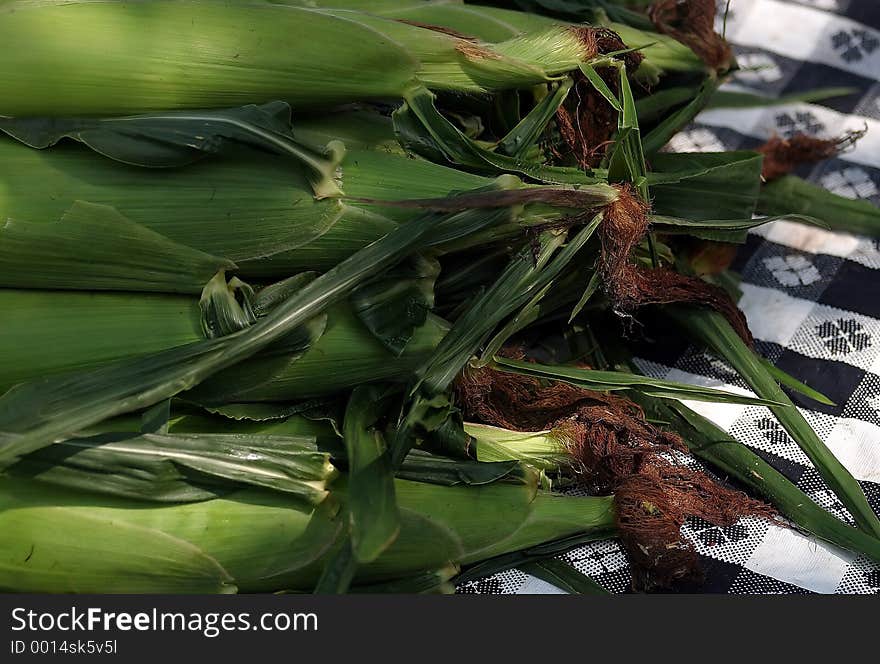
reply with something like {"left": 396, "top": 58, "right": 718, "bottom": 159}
{"left": 349, "top": 564, "right": 459, "bottom": 594}
{"left": 276, "top": 0, "right": 703, "bottom": 76}
{"left": 364, "top": 1, "right": 530, "bottom": 42}
{"left": 0, "top": 135, "right": 381, "bottom": 277}
{"left": 519, "top": 558, "right": 610, "bottom": 595}
{"left": 1, "top": 104, "right": 607, "bottom": 284}
{"left": 469, "top": 0, "right": 715, "bottom": 74}
{"left": 466, "top": 423, "right": 569, "bottom": 471}
{"left": 0, "top": 289, "right": 203, "bottom": 392}
{"left": 425, "top": 4, "right": 703, "bottom": 75}
{"left": 164, "top": 411, "right": 345, "bottom": 446}
{"left": 0, "top": 100, "right": 351, "bottom": 199}
{"left": 0, "top": 0, "right": 606, "bottom": 116}
{"left": 0, "top": 475, "right": 616, "bottom": 593}
{"left": 0, "top": 289, "right": 447, "bottom": 399}
{"left": 0, "top": 103, "right": 769, "bottom": 289}
{"left": 9, "top": 405, "right": 531, "bottom": 501}
{"left": 0, "top": 135, "right": 490, "bottom": 280}
{"left": 194, "top": 299, "right": 448, "bottom": 403}
{"left": 73, "top": 409, "right": 534, "bottom": 492}
{"left": 6, "top": 431, "right": 338, "bottom": 507}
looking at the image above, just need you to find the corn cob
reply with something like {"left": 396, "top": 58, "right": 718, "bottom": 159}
{"left": 1, "top": 108, "right": 588, "bottom": 283}
{"left": 0, "top": 291, "right": 447, "bottom": 400}
{"left": 0, "top": 474, "right": 615, "bottom": 593}
{"left": 0, "top": 0, "right": 607, "bottom": 116}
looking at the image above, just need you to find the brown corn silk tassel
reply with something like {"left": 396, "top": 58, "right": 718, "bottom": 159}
{"left": 599, "top": 184, "right": 754, "bottom": 345}
{"left": 758, "top": 130, "right": 864, "bottom": 181}
{"left": 614, "top": 264, "right": 754, "bottom": 346}
{"left": 649, "top": 0, "right": 733, "bottom": 72}
{"left": 456, "top": 362, "right": 775, "bottom": 589}
{"left": 553, "top": 28, "right": 644, "bottom": 169}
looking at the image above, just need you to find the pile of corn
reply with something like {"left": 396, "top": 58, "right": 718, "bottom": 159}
{"left": 1, "top": 0, "right": 878, "bottom": 594}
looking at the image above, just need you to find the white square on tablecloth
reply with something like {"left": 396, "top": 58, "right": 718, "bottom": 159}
{"left": 744, "top": 526, "right": 854, "bottom": 593}
{"left": 824, "top": 418, "right": 880, "bottom": 483}
{"left": 515, "top": 575, "right": 567, "bottom": 595}
{"left": 739, "top": 284, "right": 814, "bottom": 346}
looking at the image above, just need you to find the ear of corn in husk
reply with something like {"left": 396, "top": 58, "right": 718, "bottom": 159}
{"left": 0, "top": 0, "right": 623, "bottom": 115}
{"left": 0, "top": 285, "right": 447, "bottom": 400}
{"left": 0, "top": 474, "right": 616, "bottom": 593}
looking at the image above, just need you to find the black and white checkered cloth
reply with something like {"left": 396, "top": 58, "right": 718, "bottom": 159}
{"left": 458, "top": 0, "right": 880, "bottom": 594}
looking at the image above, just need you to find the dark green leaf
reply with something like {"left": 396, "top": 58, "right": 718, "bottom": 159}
{"left": 140, "top": 400, "right": 172, "bottom": 434}
{"left": 198, "top": 271, "right": 257, "bottom": 339}
{"left": 313, "top": 537, "right": 358, "bottom": 595}
{"left": 707, "top": 87, "right": 858, "bottom": 110}
{"left": 343, "top": 385, "right": 400, "bottom": 563}
{"left": 199, "top": 399, "right": 337, "bottom": 423}
{"left": 455, "top": 530, "right": 614, "bottom": 585}
{"left": 496, "top": 78, "right": 573, "bottom": 159}
{"left": 480, "top": 282, "right": 554, "bottom": 362}
{"left": 397, "top": 450, "right": 530, "bottom": 487}
{"left": 391, "top": 393, "right": 461, "bottom": 468}
{"left": 350, "top": 565, "right": 458, "bottom": 594}
{"left": 643, "top": 77, "right": 720, "bottom": 155}
{"left": 649, "top": 151, "right": 763, "bottom": 222}
{"left": 598, "top": 60, "right": 649, "bottom": 200}
{"left": 650, "top": 213, "right": 824, "bottom": 243}
{"left": 198, "top": 271, "right": 317, "bottom": 343}
{"left": 252, "top": 273, "right": 321, "bottom": 316}
{"left": 494, "top": 356, "right": 787, "bottom": 407}
{"left": 350, "top": 255, "right": 439, "bottom": 355}
{"left": 186, "top": 314, "right": 328, "bottom": 405}
{"left": 580, "top": 64, "right": 623, "bottom": 111}
{"left": 635, "top": 85, "right": 699, "bottom": 124}
{"left": 419, "top": 409, "right": 476, "bottom": 460}
{"left": 759, "top": 359, "right": 835, "bottom": 407}
{"left": 394, "top": 86, "right": 600, "bottom": 185}
{"left": 569, "top": 269, "right": 602, "bottom": 322}
{"left": 430, "top": 218, "right": 604, "bottom": 394}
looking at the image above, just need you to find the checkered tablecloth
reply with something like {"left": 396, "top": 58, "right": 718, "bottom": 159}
{"left": 458, "top": 0, "right": 880, "bottom": 594}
